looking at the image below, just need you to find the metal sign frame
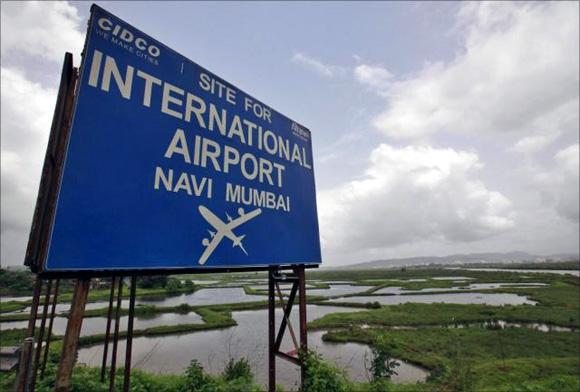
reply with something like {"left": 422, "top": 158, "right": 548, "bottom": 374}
{"left": 20, "top": 5, "right": 319, "bottom": 390}
{"left": 25, "top": 4, "right": 321, "bottom": 277}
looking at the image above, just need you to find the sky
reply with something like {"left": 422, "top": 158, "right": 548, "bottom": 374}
{"left": 1, "top": 1, "right": 578, "bottom": 267}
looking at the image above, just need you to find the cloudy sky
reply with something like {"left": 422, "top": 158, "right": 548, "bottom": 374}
{"left": 1, "top": 1, "right": 578, "bottom": 267}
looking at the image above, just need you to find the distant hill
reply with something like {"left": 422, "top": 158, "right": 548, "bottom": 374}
{"left": 343, "top": 251, "right": 579, "bottom": 269}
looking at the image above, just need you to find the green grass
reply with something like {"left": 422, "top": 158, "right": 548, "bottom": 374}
{"left": 459, "top": 260, "right": 580, "bottom": 271}
{"left": 471, "top": 357, "right": 580, "bottom": 392}
{"left": 0, "top": 328, "right": 30, "bottom": 346}
{"left": 323, "top": 326, "right": 580, "bottom": 371}
{"left": 309, "top": 302, "right": 579, "bottom": 329}
{"left": 0, "top": 300, "right": 31, "bottom": 313}
{"left": 2, "top": 267, "right": 579, "bottom": 391}
{"left": 1, "top": 343, "right": 264, "bottom": 392}
{"left": 308, "top": 267, "right": 571, "bottom": 285}
{"left": 0, "top": 312, "right": 32, "bottom": 321}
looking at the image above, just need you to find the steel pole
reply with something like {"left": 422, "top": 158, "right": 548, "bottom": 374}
{"left": 30, "top": 279, "right": 53, "bottom": 391}
{"left": 40, "top": 279, "right": 60, "bottom": 378}
{"left": 109, "top": 277, "right": 124, "bottom": 392}
{"left": 122, "top": 276, "right": 137, "bottom": 392}
{"left": 268, "top": 267, "right": 276, "bottom": 392}
{"left": 101, "top": 277, "right": 116, "bottom": 382}
{"left": 298, "top": 266, "right": 308, "bottom": 389}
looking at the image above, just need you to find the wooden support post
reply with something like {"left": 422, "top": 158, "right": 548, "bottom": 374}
{"left": 268, "top": 267, "right": 276, "bottom": 392}
{"left": 101, "top": 277, "right": 116, "bottom": 382}
{"left": 15, "top": 338, "right": 34, "bottom": 392}
{"left": 298, "top": 266, "right": 308, "bottom": 389}
{"left": 122, "top": 276, "right": 137, "bottom": 392}
{"left": 55, "top": 278, "right": 90, "bottom": 392}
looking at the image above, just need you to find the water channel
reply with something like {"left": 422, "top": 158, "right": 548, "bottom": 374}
{"left": 76, "top": 305, "right": 429, "bottom": 388}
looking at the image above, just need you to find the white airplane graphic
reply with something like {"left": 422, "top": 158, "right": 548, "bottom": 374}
{"left": 198, "top": 205, "right": 262, "bottom": 265}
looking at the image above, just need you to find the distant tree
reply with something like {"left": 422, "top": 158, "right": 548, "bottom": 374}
{"left": 183, "top": 279, "right": 195, "bottom": 292}
{"left": 165, "top": 278, "right": 183, "bottom": 292}
{"left": 137, "top": 275, "right": 168, "bottom": 289}
{"left": 0, "top": 268, "right": 34, "bottom": 294}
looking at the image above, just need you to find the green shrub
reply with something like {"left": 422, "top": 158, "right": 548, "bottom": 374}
{"left": 223, "top": 358, "right": 253, "bottom": 382}
{"left": 447, "top": 341, "right": 475, "bottom": 392}
{"left": 366, "top": 335, "right": 399, "bottom": 381}
{"left": 176, "top": 303, "right": 191, "bottom": 313}
{"left": 181, "top": 360, "right": 211, "bottom": 391}
{"left": 300, "top": 349, "right": 352, "bottom": 392}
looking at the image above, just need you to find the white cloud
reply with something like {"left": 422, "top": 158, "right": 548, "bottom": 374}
{"left": 517, "top": 143, "right": 579, "bottom": 225}
{"left": 553, "top": 144, "right": 579, "bottom": 223}
{"left": 1, "top": 67, "right": 58, "bottom": 264}
{"left": 371, "top": 2, "right": 579, "bottom": 140}
{"left": 511, "top": 135, "right": 554, "bottom": 155}
{"left": 318, "top": 144, "right": 515, "bottom": 256}
{"left": 354, "top": 64, "right": 392, "bottom": 95}
{"left": 1, "top": 1, "right": 85, "bottom": 266}
{"left": 291, "top": 52, "right": 344, "bottom": 78}
{"left": 1, "top": 1, "right": 84, "bottom": 62}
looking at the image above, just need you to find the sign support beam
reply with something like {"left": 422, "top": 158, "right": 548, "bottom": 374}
{"left": 100, "top": 277, "right": 116, "bottom": 382}
{"left": 268, "top": 267, "right": 276, "bottom": 392}
{"left": 268, "top": 266, "right": 309, "bottom": 392}
{"left": 55, "top": 278, "right": 90, "bottom": 392}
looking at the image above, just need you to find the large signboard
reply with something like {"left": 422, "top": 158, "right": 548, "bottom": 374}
{"left": 39, "top": 5, "right": 321, "bottom": 273}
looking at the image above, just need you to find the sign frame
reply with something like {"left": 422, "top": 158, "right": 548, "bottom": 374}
{"left": 25, "top": 4, "right": 321, "bottom": 277}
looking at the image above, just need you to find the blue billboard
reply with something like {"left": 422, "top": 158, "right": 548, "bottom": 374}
{"left": 43, "top": 5, "right": 321, "bottom": 272}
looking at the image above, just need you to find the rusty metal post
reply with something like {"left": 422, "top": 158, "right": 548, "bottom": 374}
{"left": 40, "top": 279, "right": 60, "bottom": 378}
{"left": 109, "top": 277, "right": 124, "bottom": 392}
{"left": 122, "top": 276, "right": 137, "bottom": 392}
{"left": 268, "top": 267, "right": 276, "bottom": 392}
{"left": 15, "top": 337, "right": 34, "bottom": 392}
{"left": 55, "top": 278, "right": 90, "bottom": 392}
{"left": 30, "top": 279, "right": 53, "bottom": 391}
{"left": 101, "top": 277, "right": 116, "bottom": 382}
{"left": 298, "top": 266, "right": 308, "bottom": 389}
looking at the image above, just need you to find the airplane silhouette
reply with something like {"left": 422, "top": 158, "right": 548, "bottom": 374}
{"left": 198, "top": 205, "right": 262, "bottom": 265}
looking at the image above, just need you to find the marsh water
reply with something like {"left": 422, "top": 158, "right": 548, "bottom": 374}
{"left": 449, "top": 268, "right": 580, "bottom": 276}
{"left": 1, "top": 312, "right": 204, "bottom": 337}
{"left": 76, "top": 305, "right": 428, "bottom": 388}
{"left": 2, "top": 272, "right": 574, "bottom": 388}
{"left": 330, "top": 292, "right": 536, "bottom": 305}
